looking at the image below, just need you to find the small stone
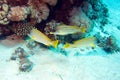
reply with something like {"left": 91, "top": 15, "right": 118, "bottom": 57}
{"left": 19, "top": 58, "right": 33, "bottom": 72}
{"left": 10, "top": 47, "right": 29, "bottom": 60}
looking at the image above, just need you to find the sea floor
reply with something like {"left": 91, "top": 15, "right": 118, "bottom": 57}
{"left": 0, "top": 0, "right": 120, "bottom": 80}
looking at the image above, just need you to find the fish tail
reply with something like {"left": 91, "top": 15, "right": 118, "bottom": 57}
{"left": 52, "top": 40, "right": 59, "bottom": 48}
{"left": 49, "top": 32, "right": 54, "bottom": 34}
{"left": 64, "top": 43, "right": 70, "bottom": 48}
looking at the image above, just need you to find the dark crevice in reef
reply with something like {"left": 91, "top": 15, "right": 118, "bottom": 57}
{"left": 37, "top": 0, "right": 85, "bottom": 32}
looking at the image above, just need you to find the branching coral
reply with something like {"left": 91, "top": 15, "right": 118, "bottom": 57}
{"left": 0, "top": 0, "right": 58, "bottom": 38}
{"left": 81, "top": 0, "right": 109, "bottom": 26}
{"left": 7, "top": 6, "right": 30, "bottom": 21}
{"left": 0, "top": 0, "right": 110, "bottom": 50}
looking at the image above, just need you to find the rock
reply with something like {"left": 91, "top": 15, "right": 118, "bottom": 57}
{"left": 19, "top": 58, "right": 33, "bottom": 72}
{"left": 11, "top": 47, "right": 29, "bottom": 60}
{"left": 26, "top": 40, "right": 40, "bottom": 50}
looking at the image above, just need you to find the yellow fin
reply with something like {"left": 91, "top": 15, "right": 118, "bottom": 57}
{"left": 64, "top": 43, "right": 70, "bottom": 48}
{"left": 80, "top": 26, "right": 87, "bottom": 33}
{"left": 90, "top": 43, "right": 96, "bottom": 48}
{"left": 52, "top": 40, "right": 59, "bottom": 48}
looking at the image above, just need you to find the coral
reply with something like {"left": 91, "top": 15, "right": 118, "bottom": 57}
{"left": 96, "top": 34, "right": 120, "bottom": 53}
{"left": 26, "top": 40, "right": 40, "bottom": 50}
{"left": 44, "top": 20, "right": 61, "bottom": 40}
{"left": 0, "top": 1, "right": 9, "bottom": 25}
{"left": 28, "top": 0, "right": 51, "bottom": 23}
{"left": 69, "top": 7, "right": 94, "bottom": 33}
{"left": 81, "top": 0, "right": 109, "bottom": 26}
{"left": 10, "top": 47, "right": 29, "bottom": 60}
{"left": 7, "top": 6, "right": 30, "bottom": 21}
{"left": 11, "top": 22, "right": 34, "bottom": 37}
{"left": 0, "top": 0, "right": 110, "bottom": 49}
{"left": 0, "top": 0, "right": 58, "bottom": 37}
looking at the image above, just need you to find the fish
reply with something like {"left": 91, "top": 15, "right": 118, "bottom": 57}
{"left": 28, "top": 28, "right": 59, "bottom": 48}
{"left": 64, "top": 37, "right": 96, "bottom": 49}
{"left": 49, "top": 24, "right": 87, "bottom": 35}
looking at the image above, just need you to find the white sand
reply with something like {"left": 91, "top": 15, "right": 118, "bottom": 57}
{"left": 0, "top": 44, "right": 120, "bottom": 80}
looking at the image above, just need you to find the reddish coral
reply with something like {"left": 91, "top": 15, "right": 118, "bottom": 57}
{"left": 7, "top": 6, "right": 29, "bottom": 21}
{"left": 28, "top": 1, "right": 50, "bottom": 23}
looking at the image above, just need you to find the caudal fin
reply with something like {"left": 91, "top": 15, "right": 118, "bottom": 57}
{"left": 52, "top": 40, "right": 59, "bottom": 48}
{"left": 64, "top": 43, "right": 70, "bottom": 48}
{"left": 49, "top": 32, "right": 54, "bottom": 34}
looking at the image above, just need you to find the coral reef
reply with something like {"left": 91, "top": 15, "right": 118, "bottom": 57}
{"left": 1, "top": 0, "right": 118, "bottom": 55}
{"left": 96, "top": 34, "right": 120, "bottom": 53}
{"left": 11, "top": 22, "right": 34, "bottom": 37}
{"left": 0, "top": 1, "right": 9, "bottom": 25}
{"left": 28, "top": 2, "right": 49, "bottom": 23}
{"left": 7, "top": 6, "right": 30, "bottom": 21}
{"left": 54, "top": 0, "right": 84, "bottom": 24}
{"left": 0, "top": 0, "right": 59, "bottom": 39}
{"left": 44, "top": 20, "right": 85, "bottom": 43}
{"left": 81, "top": 0, "right": 109, "bottom": 26}
{"left": 69, "top": 7, "right": 94, "bottom": 33}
